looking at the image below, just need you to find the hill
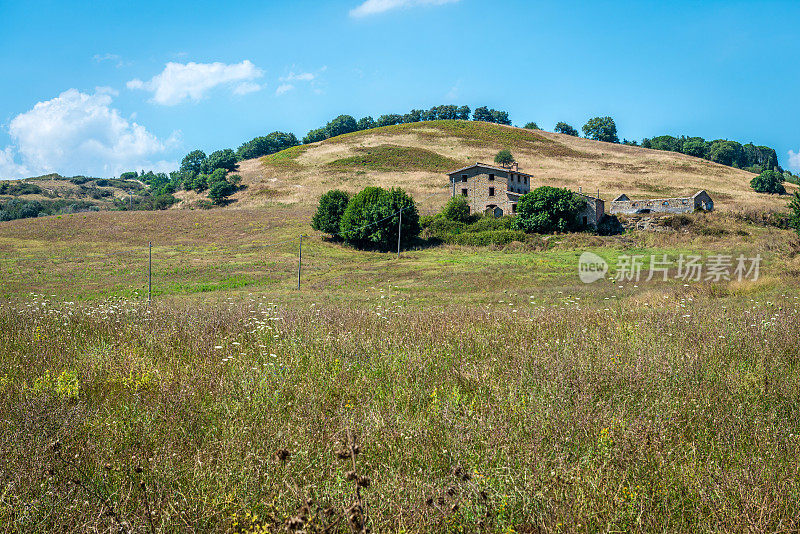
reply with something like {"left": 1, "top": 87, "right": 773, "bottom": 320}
{"left": 221, "top": 120, "right": 793, "bottom": 213}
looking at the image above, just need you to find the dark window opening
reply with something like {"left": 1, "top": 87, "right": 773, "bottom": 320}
{"left": 488, "top": 187, "right": 495, "bottom": 197}
{"left": 461, "top": 188, "right": 468, "bottom": 196}
{"left": 488, "top": 173, "right": 494, "bottom": 181}
{"left": 462, "top": 175, "right": 467, "bottom": 182}
{"left": 512, "top": 203, "right": 517, "bottom": 213}
{"left": 582, "top": 216, "right": 588, "bottom": 226}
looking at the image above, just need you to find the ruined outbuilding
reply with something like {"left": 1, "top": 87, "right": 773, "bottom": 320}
{"left": 609, "top": 190, "right": 713, "bottom": 215}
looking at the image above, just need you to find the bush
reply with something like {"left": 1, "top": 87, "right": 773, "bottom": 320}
{"left": 465, "top": 215, "right": 515, "bottom": 232}
{"left": 441, "top": 195, "right": 471, "bottom": 223}
{"left": 424, "top": 217, "right": 467, "bottom": 240}
{"left": 447, "top": 229, "right": 527, "bottom": 246}
{"left": 750, "top": 170, "right": 786, "bottom": 194}
{"left": 339, "top": 186, "right": 420, "bottom": 250}
{"left": 208, "top": 180, "right": 237, "bottom": 205}
{"left": 312, "top": 190, "right": 350, "bottom": 235}
{"left": 524, "top": 122, "right": 540, "bottom": 130}
{"left": 582, "top": 116, "right": 619, "bottom": 143}
{"left": 789, "top": 191, "right": 800, "bottom": 235}
{"left": 513, "top": 186, "right": 587, "bottom": 234}
{"left": 554, "top": 122, "right": 579, "bottom": 136}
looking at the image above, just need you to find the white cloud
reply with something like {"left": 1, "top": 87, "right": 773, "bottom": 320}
{"left": 275, "top": 84, "right": 295, "bottom": 96}
{"left": 127, "top": 60, "right": 264, "bottom": 105}
{"left": 0, "top": 88, "right": 177, "bottom": 179}
{"left": 789, "top": 150, "right": 800, "bottom": 171}
{"left": 350, "top": 0, "right": 460, "bottom": 17}
{"left": 283, "top": 72, "right": 316, "bottom": 82}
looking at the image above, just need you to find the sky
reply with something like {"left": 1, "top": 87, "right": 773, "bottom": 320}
{"left": 1, "top": 0, "right": 799, "bottom": 179}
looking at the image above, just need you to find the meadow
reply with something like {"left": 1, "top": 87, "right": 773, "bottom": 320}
{"left": 1, "top": 200, "right": 800, "bottom": 532}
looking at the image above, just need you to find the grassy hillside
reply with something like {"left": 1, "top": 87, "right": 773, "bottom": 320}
{"left": 0, "top": 173, "right": 143, "bottom": 209}
{"left": 224, "top": 120, "right": 794, "bottom": 213}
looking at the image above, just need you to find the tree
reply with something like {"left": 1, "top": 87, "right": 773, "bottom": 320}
{"left": 311, "top": 189, "right": 350, "bottom": 235}
{"left": 180, "top": 150, "right": 207, "bottom": 177}
{"left": 554, "top": 122, "right": 579, "bottom": 136}
{"left": 456, "top": 106, "right": 471, "bottom": 120}
{"left": 524, "top": 122, "right": 540, "bottom": 130}
{"left": 472, "top": 106, "right": 493, "bottom": 122}
{"left": 376, "top": 114, "right": 403, "bottom": 127}
{"left": 512, "top": 186, "right": 587, "bottom": 234}
{"left": 494, "top": 149, "right": 514, "bottom": 167}
{"left": 750, "top": 170, "right": 786, "bottom": 194}
{"left": 491, "top": 110, "right": 511, "bottom": 125}
{"left": 206, "top": 149, "right": 238, "bottom": 173}
{"left": 236, "top": 132, "right": 299, "bottom": 160}
{"left": 582, "top": 116, "right": 619, "bottom": 143}
{"left": 339, "top": 186, "right": 420, "bottom": 250}
{"left": 303, "top": 127, "right": 328, "bottom": 144}
{"left": 441, "top": 195, "right": 470, "bottom": 223}
{"left": 325, "top": 115, "right": 358, "bottom": 138}
{"left": 357, "top": 116, "right": 376, "bottom": 130}
{"left": 208, "top": 179, "right": 237, "bottom": 204}
{"left": 788, "top": 191, "right": 800, "bottom": 234}
{"left": 120, "top": 171, "right": 138, "bottom": 180}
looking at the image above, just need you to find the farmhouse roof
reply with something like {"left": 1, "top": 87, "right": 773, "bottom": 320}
{"left": 692, "top": 190, "right": 710, "bottom": 198}
{"left": 446, "top": 162, "right": 533, "bottom": 178}
{"left": 613, "top": 194, "right": 630, "bottom": 201}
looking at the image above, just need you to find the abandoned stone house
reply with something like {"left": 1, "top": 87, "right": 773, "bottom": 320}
{"left": 609, "top": 190, "right": 714, "bottom": 215}
{"left": 446, "top": 163, "right": 607, "bottom": 228}
{"left": 447, "top": 162, "right": 532, "bottom": 217}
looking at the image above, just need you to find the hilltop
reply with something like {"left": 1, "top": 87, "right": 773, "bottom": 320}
{"left": 220, "top": 120, "right": 793, "bottom": 213}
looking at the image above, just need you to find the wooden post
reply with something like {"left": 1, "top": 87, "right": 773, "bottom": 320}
{"left": 297, "top": 235, "right": 302, "bottom": 290}
{"left": 148, "top": 241, "right": 152, "bottom": 302}
{"left": 397, "top": 210, "right": 402, "bottom": 259}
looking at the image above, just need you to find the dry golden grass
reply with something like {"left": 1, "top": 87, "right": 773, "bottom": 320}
{"left": 214, "top": 121, "right": 795, "bottom": 214}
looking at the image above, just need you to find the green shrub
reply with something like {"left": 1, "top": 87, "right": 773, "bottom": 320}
{"left": 447, "top": 229, "right": 527, "bottom": 246}
{"left": 339, "top": 187, "right": 420, "bottom": 250}
{"left": 312, "top": 190, "right": 350, "bottom": 235}
{"left": 208, "top": 180, "right": 237, "bottom": 205}
{"left": 465, "top": 215, "right": 515, "bottom": 233}
{"left": 750, "top": 170, "right": 786, "bottom": 194}
{"left": 424, "top": 217, "right": 467, "bottom": 240}
{"left": 441, "top": 195, "right": 471, "bottom": 223}
{"left": 513, "top": 186, "right": 587, "bottom": 234}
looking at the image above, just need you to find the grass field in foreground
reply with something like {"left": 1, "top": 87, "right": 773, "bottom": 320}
{"left": 1, "top": 206, "right": 800, "bottom": 532}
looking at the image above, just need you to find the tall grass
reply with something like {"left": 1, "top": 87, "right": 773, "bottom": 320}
{"left": 2, "top": 291, "right": 799, "bottom": 532}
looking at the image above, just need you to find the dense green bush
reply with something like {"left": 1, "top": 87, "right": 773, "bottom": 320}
{"left": 338, "top": 186, "right": 420, "bottom": 250}
{"left": 312, "top": 190, "right": 350, "bottom": 235}
{"left": 208, "top": 180, "right": 237, "bottom": 205}
{"left": 0, "top": 182, "right": 43, "bottom": 196}
{"left": 465, "top": 215, "right": 515, "bottom": 232}
{"left": 513, "top": 186, "right": 587, "bottom": 233}
{"left": 750, "top": 170, "right": 786, "bottom": 194}
{"left": 441, "top": 195, "right": 471, "bottom": 223}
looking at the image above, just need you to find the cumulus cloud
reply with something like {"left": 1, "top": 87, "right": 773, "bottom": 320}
{"left": 127, "top": 60, "right": 264, "bottom": 105}
{"left": 350, "top": 0, "right": 460, "bottom": 17}
{"left": 789, "top": 150, "right": 800, "bottom": 171}
{"left": 0, "top": 88, "right": 177, "bottom": 179}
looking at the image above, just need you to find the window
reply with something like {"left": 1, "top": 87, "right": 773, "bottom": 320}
{"left": 489, "top": 187, "right": 495, "bottom": 197}
{"left": 461, "top": 175, "right": 467, "bottom": 183}
{"left": 512, "top": 203, "right": 517, "bottom": 213}
{"left": 488, "top": 173, "right": 495, "bottom": 181}
{"left": 461, "top": 188, "right": 468, "bottom": 196}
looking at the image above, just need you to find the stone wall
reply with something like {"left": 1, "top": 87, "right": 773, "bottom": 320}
{"left": 610, "top": 196, "right": 694, "bottom": 215}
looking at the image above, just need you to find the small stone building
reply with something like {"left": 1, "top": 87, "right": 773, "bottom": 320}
{"left": 575, "top": 191, "right": 605, "bottom": 228}
{"left": 447, "top": 162, "right": 532, "bottom": 217}
{"left": 609, "top": 190, "right": 714, "bottom": 215}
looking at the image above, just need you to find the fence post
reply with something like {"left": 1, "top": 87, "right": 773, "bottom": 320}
{"left": 148, "top": 241, "right": 152, "bottom": 302}
{"left": 397, "top": 209, "right": 402, "bottom": 259}
{"left": 297, "top": 235, "right": 302, "bottom": 290}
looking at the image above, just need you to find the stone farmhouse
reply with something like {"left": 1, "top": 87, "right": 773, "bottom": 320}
{"left": 447, "top": 162, "right": 531, "bottom": 217}
{"left": 446, "top": 163, "right": 606, "bottom": 228}
{"left": 609, "top": 190, "right": 713, "bottom": 215}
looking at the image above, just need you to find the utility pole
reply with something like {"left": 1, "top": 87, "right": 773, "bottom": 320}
{"left": 148, "top": 241, "right": 152, "bottom": 302}
{"left": 397, "top": 209, "right": 402, "bottom": 260}
{"left": 297, "top": 235, "right": 302, "bottom": 290}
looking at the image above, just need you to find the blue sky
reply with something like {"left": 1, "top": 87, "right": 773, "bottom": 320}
{"left": 1, "top": 0, "right": 799, "bottom": 179}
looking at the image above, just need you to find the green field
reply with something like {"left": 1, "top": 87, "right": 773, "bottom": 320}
{"left": 1, "top": 204, "right": 800, "bottom": 532}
